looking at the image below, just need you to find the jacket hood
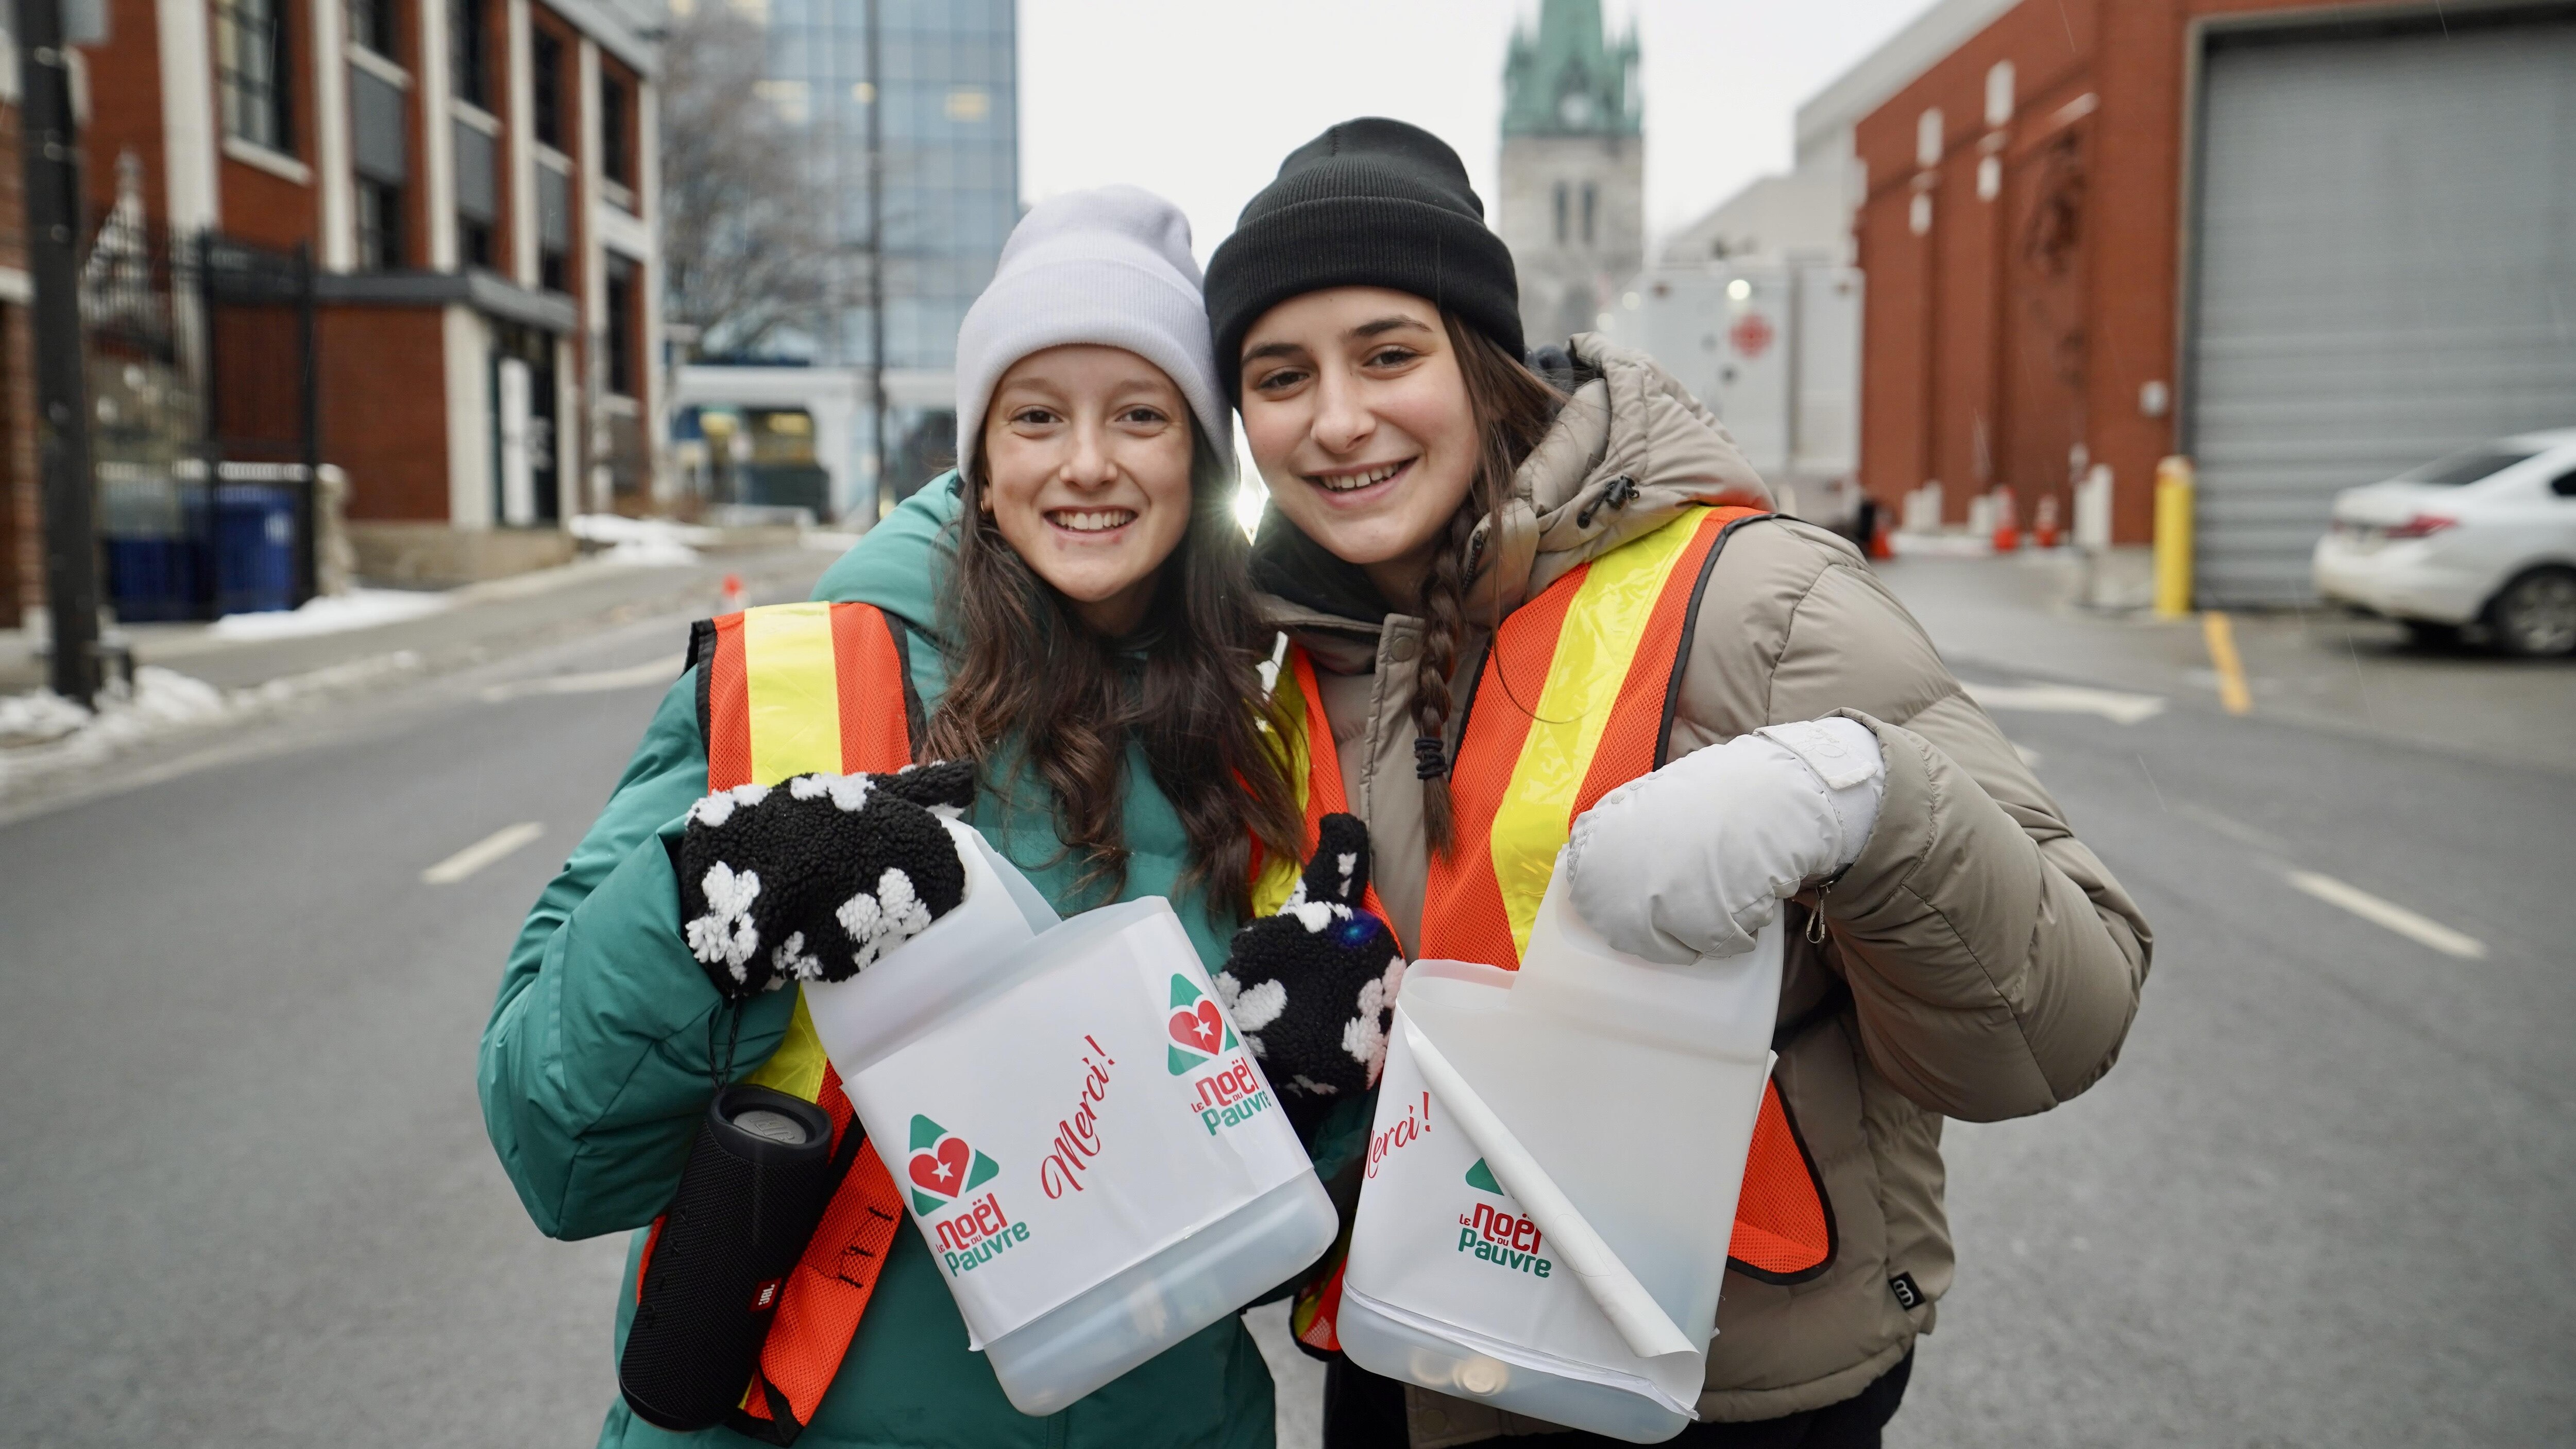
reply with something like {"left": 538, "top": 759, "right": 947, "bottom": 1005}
{"left": 1250, "top": 332, "right": 1771, "bottom": 634}
{"left": 811, "top": 472, "right": 964, "bottom": 641}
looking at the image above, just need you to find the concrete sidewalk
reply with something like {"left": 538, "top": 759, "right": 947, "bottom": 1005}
{"left": 0, "top": 538, "right": 844, "bottom": 807}
{"left": 1878, "top": 549, "right": 2576, "bottom": 775}
{"left": 1, "top": 539, "right": 842, "bottom": 697}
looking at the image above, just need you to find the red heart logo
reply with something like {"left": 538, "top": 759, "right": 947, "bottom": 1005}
{"left": 1169, "top": 999, "right": 1223, "bottom": 1057}
{"left": 909, "top": 1137, "right": 971, "bottom": 1200}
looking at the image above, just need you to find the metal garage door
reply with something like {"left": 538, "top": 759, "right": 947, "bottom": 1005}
{"left": 2185, "top": 11, "right": 2576, "bottom": 605}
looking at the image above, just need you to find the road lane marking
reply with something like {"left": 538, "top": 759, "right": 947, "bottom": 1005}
{"left": 2201, "top": 612, "right": 2253, "bottom": 715}
{"left": 481, "top": 655, "right": 687, "bottom": 703}
{"left": 1965, "top": 681, "right": 2167, "bottom": 725}
{"left": 423, "top": 822, "right": 545, "bottom": 884}
{"left": 2174, "top": 801, "right": 2290, "bottom": 854}
{"left": 2285, "top": 870, "right": 2486, "bottom": 959}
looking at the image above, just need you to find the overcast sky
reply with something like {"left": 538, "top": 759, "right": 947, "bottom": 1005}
{"left": 1019, "top": 1, "right": 1938, "bottom": 264}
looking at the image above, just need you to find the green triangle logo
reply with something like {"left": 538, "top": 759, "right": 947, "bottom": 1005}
{"left": 1170, "top": 1044, "right": 1202, "bottom": 1076}
{"left": 1224, "top": 1023, "right": 1238, "bottom": 1049}
{"left": 1170, "top": 974, "right": 1201, "bottom": 1008}
{"left": 909, "top": 1114, "right": 946, "bottom": 1152}
{"left": 1465, "top": 1158, "right": 1504, "bottom": 1196}
{"left": 909, "top": 1187, "right": 947, "bottom": 1216}
{"left": 965, "top": 1150, "right": 999, "bottom": 1194}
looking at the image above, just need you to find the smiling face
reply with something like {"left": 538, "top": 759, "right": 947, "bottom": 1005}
{"left": 1235, "top": 287, "right": 1482, "bottom": 608}
{"left": 979, "top": 345, "right": 1197, "bottom": 637}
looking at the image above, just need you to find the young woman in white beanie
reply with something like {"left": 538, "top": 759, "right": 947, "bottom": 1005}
{"left": 482, "top": 186, "right": 1360, "bottom": 1449}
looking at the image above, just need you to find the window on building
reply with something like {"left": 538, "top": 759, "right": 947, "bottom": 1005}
{"left": 1582, "top": 182, "right": 1597, "bottom": 246}
{"left": 453, "top": 118, "right": 497, "bottom": 269}
{"left": 217, "top": 0, "right": 293, "bottom": 154}
{"left": 449, "top": 0, "right": 490, "bottom": 109}
{"left": 357, "top": 180, "right": 403, "bottom": 268}
{"left": 604, "top": 253, "right": 637, "bottom": 397}
{"left": 348, "top": 0, "right": 399, "bottom": 59}
{"left": 600, "top": 70, "right": 634, "bottom": 187}
{"left": 532, "top": 29, "right": 565, "bottom": 150}
{"left": 1553, "top": 181, "right": 1568, "bottom": 245}
{"left": 537, "top": 164, "right": 571, "bottom": 292}
{"left": 352, "top": 66, "right": 409, "bottom": 268}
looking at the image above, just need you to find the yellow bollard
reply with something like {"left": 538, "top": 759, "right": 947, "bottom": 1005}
{"left": 2154, "top": 456, "right": 2195, "bottom": 618}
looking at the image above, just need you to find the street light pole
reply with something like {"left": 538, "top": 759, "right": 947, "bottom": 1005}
{"left": 863, "top": 0, "right": 886, "bottom": 522}
{"left": 13, "top": 0, "right": 101, "bottom": 705}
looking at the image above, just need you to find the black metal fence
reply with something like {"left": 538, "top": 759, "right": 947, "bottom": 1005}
{"left": 82, "top": 213, "right": 319, "bottom": 621}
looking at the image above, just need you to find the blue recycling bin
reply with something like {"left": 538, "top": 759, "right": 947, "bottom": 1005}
{"left": 210, "top": 484, "right": 298, "bottom": 616}
{"left": 103, "top": 534, "right": 206, "bottom": 622}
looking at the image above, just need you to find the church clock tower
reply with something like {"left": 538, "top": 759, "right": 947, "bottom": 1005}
{"left": 1499, "top": 0, "right": 1645, "bottom": 349}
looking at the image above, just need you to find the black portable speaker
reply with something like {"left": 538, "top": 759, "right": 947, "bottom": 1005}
{"left": 618, "top": 1083, "right": 840, "bottom": 1431}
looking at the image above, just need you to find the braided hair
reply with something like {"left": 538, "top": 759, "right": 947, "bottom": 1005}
{"left": 1413, "top": 313, "right": 1564, "bottom": 854}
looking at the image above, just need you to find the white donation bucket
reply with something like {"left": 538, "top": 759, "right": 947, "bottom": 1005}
{"left": 1337, "top": 858, "right": 1783, "bottom": 1443}
{"left": 808, "top": 821, "right": 1338, "bottom": 1416}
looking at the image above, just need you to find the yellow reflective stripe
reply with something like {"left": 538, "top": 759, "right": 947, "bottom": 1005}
{"left": 746, "top": 991, "right": 833, "bottom": 1103}
{"left": 1249, "top": 655, "right": 1312, "bottom": 918}
{"left": 743, "top": 602, "right": 844, "bottom": 785}
{"left": 1485, "top": 509, "right": 1706, "bottom": 954}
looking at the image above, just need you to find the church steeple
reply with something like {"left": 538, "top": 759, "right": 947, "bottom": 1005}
{"left": 1502, "top": 0, "right": 1641, "bottom": 138}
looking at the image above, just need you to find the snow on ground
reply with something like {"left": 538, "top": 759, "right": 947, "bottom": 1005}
{"left": 0, "top": 655, "right": 422, "bottom": 794}
{"left": 570, "top": 514, "right": 713, "bottom": 566}
{"left": 0, "top": 666, "right": 232, "bottom": 754}
{"left": 1888, "top": 530, "right": 1997, "bottom": 558}
{"left": 208, "top": 588, "right": 450, "bottom": 641}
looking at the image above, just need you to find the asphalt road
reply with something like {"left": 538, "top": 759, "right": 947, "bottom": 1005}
{"left": 1, "top": 602, "right": 2568, "bottom": 1446}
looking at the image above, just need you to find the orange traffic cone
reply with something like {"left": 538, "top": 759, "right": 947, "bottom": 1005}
{"left": 1868, "top": 509, "right": 1895, "bottom": 561}
{"left": 2033, "top": 493, "right": 2061, "bottom": 549}
{"left": 1990, "top": 487, "right": 2021, "bottom": 553}
{"left": 721, "top": 573, "right": 746, "bottom": 612}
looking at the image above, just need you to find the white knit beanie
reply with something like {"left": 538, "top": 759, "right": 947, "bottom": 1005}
{"left": 953, "top": 185, "right": 1226, "bottom": 466}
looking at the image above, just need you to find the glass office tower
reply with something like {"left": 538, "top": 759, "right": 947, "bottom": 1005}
{"left": 759, "top": 0, "right": 1019, "bottom": 505}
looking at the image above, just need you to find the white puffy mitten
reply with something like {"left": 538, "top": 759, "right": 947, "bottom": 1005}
{"left": 1563, "top": 718, "right": 1885, "bottom": 963}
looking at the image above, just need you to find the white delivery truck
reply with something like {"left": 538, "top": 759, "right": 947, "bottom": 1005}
{"left": 1595, "top": 261, "right": 1862, "bottom": 529}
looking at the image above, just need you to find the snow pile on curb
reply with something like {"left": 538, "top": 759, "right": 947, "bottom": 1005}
{"left": 0, "top": 666, "right": 230, "bottom": 753}
{"left": 571, "top": 514, "right": 715, "bottom": 567}
{"left": 1, "top": 654, "right": 423, "bottom": 793}
{"left": 208, "top": 588, "right": 449, "bottom": 641}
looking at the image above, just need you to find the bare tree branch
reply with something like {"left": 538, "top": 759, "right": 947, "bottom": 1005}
{"left": 659, "top": 7, "right": 832, "bottom": 360}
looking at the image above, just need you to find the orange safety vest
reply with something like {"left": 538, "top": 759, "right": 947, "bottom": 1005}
{"left": 1419, "top": 504, "right": 1837, "bottom": 1286}
{"left": 664, "top": 599, "right": 1369, "bottom": 1438}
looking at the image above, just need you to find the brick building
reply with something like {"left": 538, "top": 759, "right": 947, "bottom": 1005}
{"left": 75, "top": 0, "right": 664, "bottom": 584}
{"left": 0, "top": 28, "right": 38, "bottom": 626}
{"left": 1851, "top": 0, "right": 2576, "bottom": 603}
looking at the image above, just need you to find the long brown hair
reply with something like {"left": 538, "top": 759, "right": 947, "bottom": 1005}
{"left": 1413, "top": 313, "right": 1563, "bottom": 854}
{"left": 928, "top": 423, "right": 1304, "bottom": 915}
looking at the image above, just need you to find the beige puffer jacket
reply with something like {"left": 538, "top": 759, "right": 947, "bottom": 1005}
{"left": 1251, "top": 335, "right": 2151, "bottom": 1441}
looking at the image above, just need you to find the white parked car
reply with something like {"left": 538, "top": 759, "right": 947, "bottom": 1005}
{"left": 2313, "top": 429, "right": 2576, "bottom": 656}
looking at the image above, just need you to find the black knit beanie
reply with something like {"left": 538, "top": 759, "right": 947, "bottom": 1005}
{"left": 1205, "top": 118, "right": 1523, "bottom": 401}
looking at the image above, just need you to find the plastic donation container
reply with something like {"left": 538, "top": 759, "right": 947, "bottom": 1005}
{"left": 809, "top": 818, "right": 1340, "bottom": 1416}
{"left": 1335, "top": 855, "right": 1785, "bottom": 1443}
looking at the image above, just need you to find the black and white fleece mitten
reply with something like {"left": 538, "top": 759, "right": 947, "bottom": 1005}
{"left": 1216, "top": 813, "right": 1405, "bottom": 1107}
{"left": 676, "top": 761, "right": 977, "bottom": 1000}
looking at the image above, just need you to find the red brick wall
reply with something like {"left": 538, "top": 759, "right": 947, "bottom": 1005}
{"left": 321, "top": 306, "right": 451, "bottom": 520}
{"left": 1852, "top": 0, "right": 2355, "bottom": 543}
{"left": 78, "top": 0, "right": 172, "bottom": 230}
{"left": 0, "top": 94, "right": 35, "bottom": 626}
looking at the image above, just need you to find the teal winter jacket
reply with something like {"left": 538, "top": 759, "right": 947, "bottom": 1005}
{"left": 480, "top": 481, "right": 1358, "bottom": 1449}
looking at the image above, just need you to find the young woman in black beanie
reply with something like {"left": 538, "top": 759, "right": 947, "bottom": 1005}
{"left": 1202, "top": 118, "right": 2152, "bottom": 1449}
